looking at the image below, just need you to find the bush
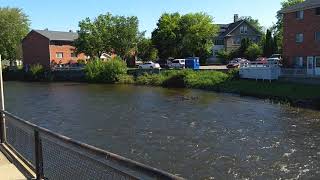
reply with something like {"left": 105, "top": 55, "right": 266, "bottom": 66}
{"left": 136, "top": 73, "right": 166, "bottom": 86}
{"left": 85, "top": 58, "right": 127, "bottom": 83}
{"left": 117, "top": 74, "right": 135, "bottom": 84}
{"left": 26, "top": 64, "right": 45, "bottom": 81}
{"left": 184, "top": 70, "right": 229, "bottom": 89}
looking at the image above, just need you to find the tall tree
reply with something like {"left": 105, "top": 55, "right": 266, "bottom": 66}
{"left": 152, "top": 12, "right": 218, "bottom": 64}
{"left": 245, "top": 43, "right": 262, "bottom": 60}
{"left": 75, "top": 13, "right": 139, "bottom": 60}
{"left": 151, "top": 13, "right": 181, "bottom": 59}
{"left": 240, "top": 16, "right": 264, "bottom": 33}
{"left": 263, "top": 29, "right": 274, "bottom": 57}
{"left": 179, "top": 13, "right": 219, "bottom": 63}
{"left": 273, "top": 0, "right": 305, "bottom": 51}
{"left": 137, "top": 37, "right": 158, "bottom": 61}
{"left": 0, "top": 7, "right": 29, "bottom": 63}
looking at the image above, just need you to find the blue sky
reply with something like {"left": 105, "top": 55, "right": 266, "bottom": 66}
{"left": 0, "top": 0, "right": 282, "bottom": 36}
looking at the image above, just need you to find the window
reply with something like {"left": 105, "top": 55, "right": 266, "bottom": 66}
{"left": 56, "top": 52, "right": 63, "bottom": 58}
{"left": 296, "top": 10, "right": 304, "bottom": 20}
{"left": 71, "top": 52, "right": 77, "bottom": 58}
{"left": 316, "top": 32, "right": 320, "bottom": 41}
{"left": 240, "top": 26, "right": 248, "bottom": 34}
{"left": 316, "top": 7, "right": 320, "bottom": 15}
{"left": 294, "top": 56, "right": 304, "bottom": 68}
{"left": 234, "top": 37, "right": 241, "bottom": 45}
{"left": 296, "top": 33, "right": 304, "bottom": 43}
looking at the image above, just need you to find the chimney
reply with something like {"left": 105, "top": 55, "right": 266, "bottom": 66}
{"left": 44, "top": 28, "right": 48, "bottom": 31}
{"left": 234, "top": 14, "right": 239, "bottom": 22}
{"left": 69, "top": 30, "right": 73, "bottom": 32}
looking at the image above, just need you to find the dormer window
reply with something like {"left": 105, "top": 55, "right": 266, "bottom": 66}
{"left": 240, "top": 26, "right": 248, "bottom": 34}
{"left": 296, "top": 10, "right": 304, "bottom": 20}
{"left": 316, "top": 7, "right": 320, "bottom": 15}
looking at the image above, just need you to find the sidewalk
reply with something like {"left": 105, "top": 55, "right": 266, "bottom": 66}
{"left": 0, "top": 151, "right": 26, "bottom": 180}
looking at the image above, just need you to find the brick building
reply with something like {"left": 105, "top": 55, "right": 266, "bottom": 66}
{"left": 280, "top": 0, "right": 320, "bottom": 75}
{"left": 22, "top": 30, "right": 86, "bottom": 68}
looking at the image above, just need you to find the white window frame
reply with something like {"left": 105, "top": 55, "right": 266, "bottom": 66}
{"left": 295, "top": 56, "right": 304, "bottom": 68}
{"left": 296, "top": 10, "right": 304, "bottom": 20}
{"left": 296, "top": 33, "right": 304, "bottom": 43}
{"left": 56, "top": 52, "right": 63, "bottom": 59}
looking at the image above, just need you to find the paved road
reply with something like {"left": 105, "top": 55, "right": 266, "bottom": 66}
{"left": 0, "top": 151, "right": 26, "bottom": 180}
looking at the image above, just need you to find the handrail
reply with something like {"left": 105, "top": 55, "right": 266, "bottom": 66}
{"left": 1, "top": 110, "right": 184, "bottom": 180}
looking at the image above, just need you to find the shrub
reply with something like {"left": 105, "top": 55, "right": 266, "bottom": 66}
{"left": 135, "top": 73, "right": 166, "bottom": 86}
{"left": 117, "top": 74, "right": 135, "bottom": 84}
{"left": 85, "top": 58, "right": 127, "bottom": 83}
{"left": 27, "top": 64, "right": 45, "bottom": 81}
{"left": 184, "top": 70, "right": 229, "bottom": 89}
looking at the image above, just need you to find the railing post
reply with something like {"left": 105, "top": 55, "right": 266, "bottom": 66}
{"left": 0, "top": 55, "right": 6, "bottom": 143}
{"left": 34, "top": 130, "right": 44, "bottom": 180}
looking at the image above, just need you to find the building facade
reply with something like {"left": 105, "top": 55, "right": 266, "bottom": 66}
{"left": 209, "top": 15, "right": 262, "bottom": 63}
{"left": 22, "top": 30, "right": 86, "bottom": 68}
{"left": 281, "top": 0, "right": 320, "bottom": 75}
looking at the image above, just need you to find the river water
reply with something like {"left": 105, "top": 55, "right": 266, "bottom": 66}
{"left": 4, "top": 81, "right": 320, "bottom": 179}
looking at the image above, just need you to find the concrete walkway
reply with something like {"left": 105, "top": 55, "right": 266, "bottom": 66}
{"left": 0, "top": 151, "right": 26, "bottom": 180}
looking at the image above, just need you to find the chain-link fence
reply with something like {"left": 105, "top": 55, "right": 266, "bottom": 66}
{"left": 1, "top": 111, "right": 183, "bottom": 180}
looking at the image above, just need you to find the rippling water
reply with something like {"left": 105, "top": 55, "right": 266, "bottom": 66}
{"left": 4, "top": 82, "right": 320, "bottom": 179}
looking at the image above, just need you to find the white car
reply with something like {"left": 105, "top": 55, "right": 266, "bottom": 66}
{"left": 169, "top": 59, "right": 185, "bottom": 69}
{"left": 138, "top": 62, "right": 161, "bottom": 69}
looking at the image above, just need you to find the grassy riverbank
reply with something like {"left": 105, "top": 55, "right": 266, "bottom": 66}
{"left": 117, "top": 70, "right": 320, "bottom": 109}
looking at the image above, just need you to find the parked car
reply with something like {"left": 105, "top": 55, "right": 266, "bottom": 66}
{"left": 256, "top": 57, "right": 268, "bottom": 64}
{"left": 267, "top": 58, "right": 282, "bottom": 66}
{"left": 227, "top": 58, "right": 249, "bottom": 69}
{"left": 138, "top": 62, "right": 161, "bottom": 69}
{"left": 168, "top": 59, "right": 185, "bottom": 69}
{"left": 270, "top": 54, "right": 282, "bottom": 60}
{"left": 156, "top": 59, "right": 170, "bottom": 69}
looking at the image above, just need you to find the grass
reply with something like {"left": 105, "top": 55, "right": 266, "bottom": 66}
{"left": 222, "top": 80, "right": 320, "bottom": 100}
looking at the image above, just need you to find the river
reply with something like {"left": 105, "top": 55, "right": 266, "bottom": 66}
{"left": 4, "top": 81, "right": 320, "bottom": 179}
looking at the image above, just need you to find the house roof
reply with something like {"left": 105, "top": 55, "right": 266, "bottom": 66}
{"left": 279, "top": 0, "right": 320, "bottom": 13}
{"left": 33, "top": 30, "right": 79, "bottom": 41}
{"left": 216, "top": 20, "right": 261, "bottom": 39}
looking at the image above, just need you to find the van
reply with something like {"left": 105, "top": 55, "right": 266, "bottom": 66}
{"left": 169, "top": 59, "right": 185, "bottom": 69}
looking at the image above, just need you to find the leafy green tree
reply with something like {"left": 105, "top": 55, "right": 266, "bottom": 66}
{"left": 75, "top": 13, "right": 139, "bottom": 60}
{"left": 245, "top": 43, "right": 262, "bottom": 60}
{"left": 263, "top": 29, "right": 273, "bottom": 57}
{"left": 152, "top": 12, "right": 218, "bottom": 64}
{"left": 240, "top": 16, "right": 263, "bottom": 33}
{"left": 151, "top": 13, "right": 181, "bottom": 59}
{"left": 179, "top": 13, "right": 218, "bottom": 62}
{"left": 0, "top": 7, "right": 29, "bottom": 63}
{"left": 238, "top": 38, "right": 252, "bottom": 57}
{"left": 137, "top": 37, "right": 158, "bottom": 61}
{"left": 273, "top": 0, "right": 305, "bottom": 51}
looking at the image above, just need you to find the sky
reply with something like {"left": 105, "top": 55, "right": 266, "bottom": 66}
{"left": 0, "top": 0, "right": 282, "bottom": 36}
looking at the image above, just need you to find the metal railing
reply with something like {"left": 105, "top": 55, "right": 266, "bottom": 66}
{"left": 0, "top": 110, "right": 183, "bottom": 180}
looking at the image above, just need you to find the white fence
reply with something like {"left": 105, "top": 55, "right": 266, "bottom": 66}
{"left": 239, "top": 63, "right": 281, "bottom": 80}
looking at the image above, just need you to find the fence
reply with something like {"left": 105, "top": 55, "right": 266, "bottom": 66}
{"left": 0, "top": 110, "right": 183, "bottom": 180}
{"left": 280, "top": 68, "right": 309, "bottom": 77}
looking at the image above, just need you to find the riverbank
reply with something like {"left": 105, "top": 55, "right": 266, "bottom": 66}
{"left": 4, "top": 68, "right": 320, "bottom": 109}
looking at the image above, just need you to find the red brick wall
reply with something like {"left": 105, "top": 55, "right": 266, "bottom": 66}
{"left": 49, "top": 44, "right": 86, "bottom": 65}
{"left": 22, "top": 31, "right": 50, "bottom": 68}
{"left": 283, "top": 8, "right": 320, "bottom": 66}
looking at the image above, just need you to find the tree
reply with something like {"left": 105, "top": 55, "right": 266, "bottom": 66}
{"left": 152, "top": 12, "right": 218, "bottom": 64}
{"left": 245, "top": 43, "right": 262, "bottom": 60}
{"left": 263, "top": 29, "right": 274, "bottom": 57}
{"left": 75, "top": 13, "right": 139, "bottom": 60}
{"left": 137, "top": 37, "right": 158, "bottom": 61}
{"left": 240, "top": 16, "right": 263, "bottom": 33}
{"left": 151, "top": 13, "right": 181, "bottom": 59}
{"left": 273, "top": 0, "right": 305, "bottom": 51}
{"left": 239, "top": 38, "right": 252, "bottom": 57}
{"left": 179, "top": 13, "right": 219, "bottom": 64}
{"left": 0, "top": 7, "right": 29, "bottom": 63}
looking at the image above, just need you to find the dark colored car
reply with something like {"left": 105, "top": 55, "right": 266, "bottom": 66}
{"left": 227, "top": 58, "right": 249, "bottom": 69}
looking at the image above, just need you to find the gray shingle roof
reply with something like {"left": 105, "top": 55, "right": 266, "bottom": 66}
{"left": 34, "top": 30, "right": 78, "bottom": 41}
{"left": 279, "top": 0, "right": 320, "bottom": 13}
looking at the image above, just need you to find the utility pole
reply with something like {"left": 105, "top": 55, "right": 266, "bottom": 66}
{"left": 0, "top": 55, "right": 6, "bottom": 143}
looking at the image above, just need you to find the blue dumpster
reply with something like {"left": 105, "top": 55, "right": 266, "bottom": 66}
{"left": 185, "top": 57, "right": 200, "bottom": 70}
